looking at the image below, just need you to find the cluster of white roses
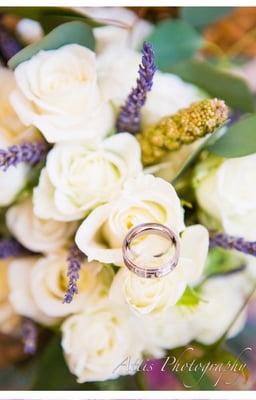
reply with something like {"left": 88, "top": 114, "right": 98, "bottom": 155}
{"left": 0, "top": 7, "right": 251, "bottom": 383}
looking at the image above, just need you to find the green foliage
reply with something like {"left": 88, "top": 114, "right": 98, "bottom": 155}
{"left": 177, "top": 286, "right": 202, "bottom": 307}
{"left": 146, "top": 19, "right": 203, "bottom": 70}
{"left": 1, "top": 7, "right": 103, "bottom": 32}
{"left": 0, "top": 208, "right": 9, "bottom": 237}
{"left": 208, "top": 114, "right": 256, "bottom": 158}
{"left": 204, "top": 247, "right": 245, "bottom": 278}
{"left": 168, "top": 344, "right": 216, "bottom": 389}
{"left": 202, "top": 344, "right": 250, "bottom": 387}
{"left": 170, "top": 341, "right": 248, "bottom": 390}
{"left": 96, "top": 376, "right": 138, "bottom": 390}
{"left": 0, "top": 362, "right": 37, "bottom": 390}
{"left": 181, "top": 7, "right": 233, "bottom": 28}
{"left": 170, "top": 60, "right": 255, "bottom": 112}
{"left": 8, "top": 21, "right": 95, "bottom": 69}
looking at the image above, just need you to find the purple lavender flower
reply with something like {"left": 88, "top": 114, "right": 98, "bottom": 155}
{"left": 63, "top": 244, "right": 85, "bottom": 304}
{"left": 0, "top": 25, "right": 22, "bottom": 63}
{"left": 116, "top": 41, "right": 156, "bottom": 134}
{"left": 210, "top": 232, "right": 256, "bottom": 257}
{"left": 227, "top": 110, "right": 241, "bottom": 126}
{"left": 0, "top": 142, "right": 48, "bottom": 171}
{"left": 21, "top": 317, "right": 38, "bottom": 355}
{"left": 0, "top": 238, "right": 26, "bottom": 259}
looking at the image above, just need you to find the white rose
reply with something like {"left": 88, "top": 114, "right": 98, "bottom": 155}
{"left": 0, "top": 67, "right": 33, "bottom": 207}
{"left": 85, "top": 7, "right": 153, "bottom": 53}
{"left": 239, "top": 255, "right": 256, "bottom": 297}
{"left": 0, "top": 66, "right": 27, "bottom": 141}
{"left": 142, "top": 308, "right": 193, "bottom": 358}
{"left": 30, "top": 250, "right": 113, "bottom": 318}
{"left": 33, "top": 133, "right": 142, "bottom": 221}
{"left": 142, "top": 72, "right": 204, "bottom": 127}
{"left": 109, "top": 225, "right": 209, "bottom": 314}
{"left": 0, "top": 260, "right": 21, "bottom": 334}
{"left": 0, "top": 136, "right": 29, "bottom": 207}
{"left": 190, "top": 275, "right": 247, "bottom": 345}
{"left": 61, "top": 299, "right": 143, "bottom": 382}
{"left": 11, "top": 44, "right": 114, "bottom": 143}
{"left": 76, "top": 174, "right": 185, "bottom": 265}
{"left": 98, "top": 46, "right": 141, "bottom": 107}
{"left": 97, "top": 46, "right": 204, "bottom": 126}
{"left": 8, "top": 257, "right": 58, "bottom": 326}
{"left": 195, "top": 154, "right": 256, "bottom": 240}
{"left": 142, "top": 273, "right": 247, "bottom": 353}
{"left": 0, "top": 67, "right": 44, "bottom": 144}
{"left": 6, "top": 197, "right": 77, "bottom": 253}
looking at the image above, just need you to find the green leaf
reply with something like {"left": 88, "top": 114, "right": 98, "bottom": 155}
{"left": 169, "top": 344, "right": 216, "bottom": 389}
{"left": 0, "top": 363, "right": 36, "bottom": 390}
{"left": 181, "top": 7, "right": 233, "bottom": 28}
{"left": 204, "top": 247, "right": 245, "bottom": 278}
{"left": 146, "top": 19, "right": 203, "bottom": 70}
{"left": 8, "top": 21, "right": 95, "bottom": 70}
{"left": 1, "top": 7, "right": 103, "bottom": 31}
{"left": 0, "top": 7, "right": 42, "bottom": 20}
{"left": 177, "top": 286, "right": 201, "bottom": 307}
{"left": 176, "top": 367, "right": 216, "bottom": 389}
{"left": 96, "top": 375, "right": 139, "bottom": 390}
{"left": 170, "top": 60, "right": 255, "bottom": 112}
{"left": 207, "top": 114, "right": 256, "bottom": 157}
{"left": 171, "top": 342, "right": 248, "bottom": 389}
{"left": 202, "top": 346, "right": 250, "bottom": 386}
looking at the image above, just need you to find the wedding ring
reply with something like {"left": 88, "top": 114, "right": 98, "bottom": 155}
{"left": 122, "top": 223, "right": 180, "bottom": 278}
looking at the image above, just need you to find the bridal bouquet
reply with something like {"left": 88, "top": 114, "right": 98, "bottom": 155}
{"left": 0, "top": 6, "right": 255, "bottom": 390}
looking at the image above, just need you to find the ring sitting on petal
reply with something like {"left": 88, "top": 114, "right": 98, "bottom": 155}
{"left": 122, "top": 222, "right": 180, "bottom": 278}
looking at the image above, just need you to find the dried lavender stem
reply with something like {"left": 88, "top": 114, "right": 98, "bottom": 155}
{"left": 0, "top": 238, "right": 27, "bottom": 259}
{"left": 0, "top": 142, "right": 48, "bottom": 171}
{"left": 116, "top": 41, "right": 156, "bottom": 134}
{"left": 210, "top": 232, "right": 256, "bottom": 257}
{"left": 21, "top": 317, "right": 38, "bottom": 355}
{"left": 0, "top": 25, "right": 22, "bottom": 63}
{"left": 63, "top": 244, "right": 85, "bottom": 304}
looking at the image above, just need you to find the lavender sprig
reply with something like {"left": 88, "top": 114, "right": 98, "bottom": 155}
{"left": 63, "top": 244, "right": 85, "bottom": 304}
{"left": 21, "top": 317, "right": 38, "bottom": 355}
{"left": 210, "top": 232, "right": 256, "bottom": 257}
{"left": 116, "top": 41, "right": 156, "bottom": 134}
{"left": 0, "top": 238, "right": 26, "bottom": 259}
{"left": 0, "top": 25, "right": 22, "bottom": 63}
{"left": 0, "top": 142, "right": 48, "bottom": 171}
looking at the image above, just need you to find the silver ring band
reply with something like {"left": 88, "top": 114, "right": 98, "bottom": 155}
{"left": 122, "top": 223, "right": 180, "bottom": 278}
